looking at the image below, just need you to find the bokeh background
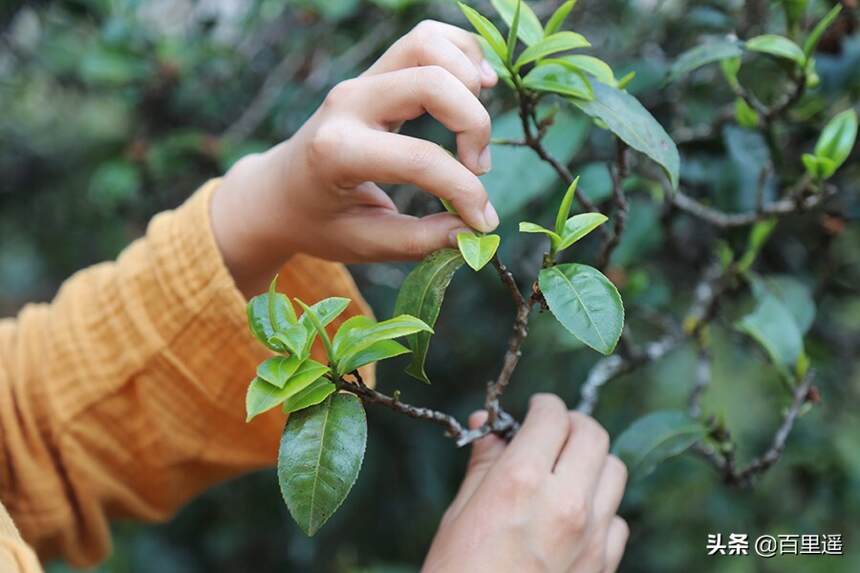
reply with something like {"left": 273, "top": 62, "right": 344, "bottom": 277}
{"left": 2, "top": 0, "right": 859, "bottom": 571}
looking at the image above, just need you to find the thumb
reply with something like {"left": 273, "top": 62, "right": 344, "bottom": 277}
{"left": 447, "top": 411, "right": 507, "bottom": 515}
{"left": 346, "top": 211, "right": 469, "bottom": 261}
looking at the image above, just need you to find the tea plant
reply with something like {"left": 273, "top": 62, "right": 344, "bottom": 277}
{"left": 244, "top": 0, "right": 856, "bottom": 536}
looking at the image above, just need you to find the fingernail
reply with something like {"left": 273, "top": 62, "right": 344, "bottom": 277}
{"left": 448, "top": 227, "right": 471, "bottom": 246}
{"left": 480, "top": 59, "right": 497, "bottom": 82}
{"left": 478, "top": 146, "right": 492, "bottom": 174}
{"left": 482, "top": 202, "right": 500, "bottom": 230}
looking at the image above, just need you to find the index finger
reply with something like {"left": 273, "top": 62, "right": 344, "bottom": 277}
{"left": 343, "top": 66, "right": 494, "bottom": 179}
{"left": 553, "top": 412, "right": 611, "bottom": 496}
{"left": 496, "top": 394, "right": 571, "bottom": 472}
{"left": 365, "top": 20, "right": 497, "bottom": 88}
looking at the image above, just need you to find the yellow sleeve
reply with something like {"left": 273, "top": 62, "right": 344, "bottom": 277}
{"left": 0, "top": 180, "right": 373, "bottom": 569}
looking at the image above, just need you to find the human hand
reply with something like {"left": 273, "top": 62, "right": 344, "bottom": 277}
{"left": 423, "top": 395, "right": 629, "bottom": 573}
{"left": 211, "top": 21, "right": 499, "bottom": 295}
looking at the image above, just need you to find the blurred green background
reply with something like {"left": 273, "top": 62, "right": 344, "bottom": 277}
{"left": 1, "top": 0, "right": 859, "bottom": 571}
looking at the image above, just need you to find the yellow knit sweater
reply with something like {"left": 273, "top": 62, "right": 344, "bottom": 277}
{"left": 0, "top": 180, "right": 373, "bottom": 571}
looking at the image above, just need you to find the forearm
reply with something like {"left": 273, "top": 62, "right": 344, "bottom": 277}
{"left": 0, "top": 181, "right": 372, "bottom": 566}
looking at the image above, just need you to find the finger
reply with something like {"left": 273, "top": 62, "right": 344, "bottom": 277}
{"left": 364, "top": 34, "right": 483, "bottom": 95}
{"left": 498, "top": 394, "right": 571, "bottom": 472}
{"left": 448, "top": 411, "right": 507, "bottom": 513}
{"left": 335, "top": 67, "right": 492, "bottom": 177}
{"left": 320, "top": 127, "right": 496, "bottom": 232}
{"left": 336, "top": 210, "right": 469, "bottom": 261}
{"left": 603, "top": 517, "right": 629, "bottom": 572}
{"left": 352, "top": 181, "right": 398, "bottom": 211}
{"left": 366, "top": 20, "right": 497, "bottom": 87}
{"left": 592, "top": 455, "right": 627, "bottom": 522}
{"left": 553, "top": 412, "right": 611, "bottom": 497}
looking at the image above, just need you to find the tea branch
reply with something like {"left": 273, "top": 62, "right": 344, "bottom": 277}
{"left": 576, "top": 334, "right": 679, "bottom": 415}
{"left": 387, "top": 42, "right": 823, "bottom": 457}
{"left": 514, "top": 88, "right": 605, "bottom": 218}
{"left": 597, "top": 142, "right": 630, "bottom": 270}
{"left": 484, "top": 255, "right": 539, "bottom": 425}
{"left": 694, "top": 373, "right": 816, "bottom": 487}
{"left": 338, "top": 372, "right": 465, "bottom": 437}
{"left": 335, "top": 371, "right": 519, "bottom": 446}
{"left": 576, "top": 261, "right": 724, "bottom": 415}
{"left": 687, "top": 344, "right": 713, "bottom": 419}
{"left": 733, "top": 70, "right": 806, "bottom": 124}
{"left": 670, "top": 183, "right": 838, "bottom": 228}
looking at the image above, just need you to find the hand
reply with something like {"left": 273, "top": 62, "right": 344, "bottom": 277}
{"left": 423, "top": 394, "right": 629, "bottom": 573}
{"left": 211, "top": 21, "right": 500, "bottom": 296}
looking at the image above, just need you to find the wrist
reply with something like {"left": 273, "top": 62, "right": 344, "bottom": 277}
{"left": 211, "top": 146, "right": 298, "bottom": 297}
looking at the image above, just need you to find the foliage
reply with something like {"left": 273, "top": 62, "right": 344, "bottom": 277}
{"left": 3, "top": 0, "right": 859, "bottom": 571}
{"left": 243, "top": 0, "right": 628, "bottom": 534}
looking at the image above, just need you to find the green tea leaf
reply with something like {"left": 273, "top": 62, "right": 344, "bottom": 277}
{"left": 519, "top": 221, "right": 562, "bottom": 243}
{"left": 458, "top": 2, "right": 508, "bottom": 61}
{"left": 538, "top": 263, "right": 624, "bottom": 354}
{"left": 522, "top": 63, "right": 593, "bottom": 99}
{"left": 556, "top": 212, "right": 609, "bottom": 251}
{"left": 282, "top": 378, "right": 337, "bottom": 414}
{"left": 270, "top": 276, "right": 297, "bottom": 323}
{"left": 286, "top": 359, "right": 331, "bottom": 391}
{"left": 737, "top": 218, "right": 777, "bottom": 272}
{"left": 612, "top": 411, "right": 707, "bottom": 478}
{"left": 334, "top": 315, "right": 432, "bottom": 372}
{"left": 392, "top": 249, "right": 465, "bottom": 384}
{"left": 491, "top": 0, "right": 543, "bottom": 46}
{"left": 337, "top": 340, "right": 410, "bottom": 376}
{"left": 299, "top": 297, "right": 351, "bottom": 330}
{"left": 668, "top": 39, "right": 743, "bottom": 83}
{"left": 805, "top": 56, "right": 820, "bottom": 88}
{"left": 297, "top": 297, "right": 351, "bottom": 355}
{"left": 257, "top": 355, "right": 304, "bottom": 388}
{"left": 813, "top": 109, "right": 857, "bottom": 175}
{"left": 548, "top": 55, "right": 616, "bottom": 86}
{"left": 245, "top": 360, "right": 329, "bottom": 421}
{"left": 295, "top": 299, "right": 337, "bottom": 363}
{"left": 331, "top": 316, "right": 376, "bottom": 358}
{"left": 616, "top": 71, "right": 635, "bottom": 89}
{"left": 736, "top": 294, "right": 804, "bottom": 372}
{"left": 278, "top": 393, "right": 367, "bottom": 536}
{"left": 735, "top": 98, "right": 760, "bottom": 128}
{"left": 803, "top": 4, "right": 842, "bottom": 59}
{"left": 572, "top": 81, "right": 680, "bottom": 188}
{"left": 720, "top": 56, "right": 742, "bottom": 90}
{"left": 544, "top": 0, "right": 577, "bottom": 36}
{"left": 802, "top": 153, "right": 837, "bottom": 180}
{"left": 476, "top": 36, "right": 512, "bottom": 83}
{"left": 782, "top": 0, "right": 808, "bottom": 30}
{"left": 269, "top": 322, "right": 311, "bottom": 358}
{"left": 246, "top": 378, "right": 282, "bottom": 421}
{"left": 515, "top": 31, "right": 590, "bottom": 70}
{"left": 505, "top": 0, "right": 520, "bottom": 65}
{"left": 457, "top": 231, "right": 501, "bottom": 271}
{"left": 749, "top": 274, "right": 816, "bottom": 334}
{"left": 746, "top": 34, "right": 805, "bottom": 65}
{"left": 555, "top": 176, "right": 580, "bottom": 235}
{"left": 247, "top": 291, "right": 295, "bottom": 352}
